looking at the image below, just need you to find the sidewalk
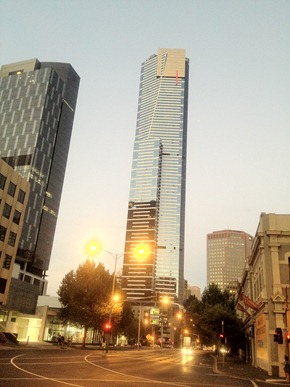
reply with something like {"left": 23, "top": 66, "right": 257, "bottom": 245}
{"left": 214, "top": 355, "right": 287, "bottom": 385}
{"left": 0, "top": 341, "right": 58, "bottom": 350}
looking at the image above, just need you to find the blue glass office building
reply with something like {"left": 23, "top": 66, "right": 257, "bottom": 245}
{"left": 122, "top": 49, "right": 189, "bottom": 303}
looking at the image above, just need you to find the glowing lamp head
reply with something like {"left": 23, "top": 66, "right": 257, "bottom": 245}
{"left": 86, "top": 241, "right": 102, "bottom": 257}
{"left": 134, "top": 243, "right": 150, "bottom": 259}
{"left": 112, "top": 294, "right": 120, "bottom": 303}
{"left": 161, "top": 296, "right": 169, "bottom": 305}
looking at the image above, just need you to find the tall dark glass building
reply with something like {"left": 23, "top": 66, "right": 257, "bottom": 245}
{"left": 122, "top": 49, "right": 189, "bottom": 303}
{"left": 0, "top": 59, "right": 80, "bottom": 313}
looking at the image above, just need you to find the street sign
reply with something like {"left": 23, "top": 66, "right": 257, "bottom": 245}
{"left": 150, "top": 307, "right": 160, "bottom": 325}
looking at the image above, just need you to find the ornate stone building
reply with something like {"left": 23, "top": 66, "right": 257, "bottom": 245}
{"left": 238, "top": 213, "right": 290, "bottom": 377}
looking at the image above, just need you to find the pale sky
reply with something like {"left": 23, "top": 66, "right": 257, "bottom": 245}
{"left": 1, "top": 0, "right": 289, "bottom": 296}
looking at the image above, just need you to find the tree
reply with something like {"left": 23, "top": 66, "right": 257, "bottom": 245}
{"left": 184, "top": 284, "right": 245, "bottom": 354}
{"left": 201, "top": 284, "right": 235, "bottom": 309}
{"left": 57, "top": 260, "right": 113, "bottom": 347}
{"left": 118, "top": 302, "right": 139, "bottom": 344}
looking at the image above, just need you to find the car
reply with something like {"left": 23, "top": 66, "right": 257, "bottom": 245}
{"left": 182, "top": 347, "right": 193, "bottom": 356}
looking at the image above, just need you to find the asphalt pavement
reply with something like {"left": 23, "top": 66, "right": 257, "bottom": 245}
{"left": 1, "top": 342, "right": 289, "bottom": 385}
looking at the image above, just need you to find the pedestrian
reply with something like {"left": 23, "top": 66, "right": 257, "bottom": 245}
{"left": 284, "top": 355, "right": 290, "bottom": 382}
{"left": 58, "top": 335, "right": 65, "bottom": 348}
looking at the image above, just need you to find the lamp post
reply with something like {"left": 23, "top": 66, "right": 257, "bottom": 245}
{"left": 123, "top": 297, "right": 154, "bottom": 349}
{"left": 102, "top": 250, "right": 123, "bottom": 354}
{"left": 88, "top": 242, "right": 151, "bottom": 352}
{"left": 86, "top": 243, "right": 123, "bottom": 322}
{"left": 86, "top": 242, "right": 123, "bottom": 353}
{"left": 177, "top": 312, "right": 183, "bottom": 348}
{"left": 103, "top": 250, "right": 123, "bottom": 323}
{"left": 160, "top": 296, "right": 169, "bottom": 348}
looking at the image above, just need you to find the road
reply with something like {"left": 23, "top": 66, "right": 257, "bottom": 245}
{"left": 0, "top": 346, "right": 279, "bottom": 386}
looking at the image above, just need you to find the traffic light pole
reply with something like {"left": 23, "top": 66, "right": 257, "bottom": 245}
{"left": 137, "top": 303, "right": 142, "bottom": 349}
{"left": 222, "top": 320, "right": 225, "bottom": 366}
{"left": 103, "top": 251, "right": 123, "bottom": 354}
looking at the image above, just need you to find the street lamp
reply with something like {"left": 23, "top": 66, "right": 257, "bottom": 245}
{"left": 122, "top": 296, "right": 154, "bottom": 349}
{"left": 102, "top": 250, "right": 123, "bottom": 354}
{"left": 133, "top": 243, "right": 151, "bottom": 259}
{"left": 86, "top": 241, "right": 124, "bottom": 310}
{"left": 103, "top": 249, "right": 124, "bottom": 320}
{"left": 86, "top": 242, "right": 123, "bottom": 353}
{"left": 86, "top": 240, "right": 102, "bottom": 258}
{"left": 86, "top": 242, "right": 123, "bottom": 320}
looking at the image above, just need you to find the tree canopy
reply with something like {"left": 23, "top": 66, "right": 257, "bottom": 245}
{"left": 118, "top": 303, "right": 139, "bottom": 343}
{"left": 184, "top": 284, "right": 245, "bottom": 354}
{"left": 57, "top": 260, "right": 114, "bottom": 345}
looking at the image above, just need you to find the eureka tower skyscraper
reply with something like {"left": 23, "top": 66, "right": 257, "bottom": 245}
{"left": 122, "top": 49, "right": 189, "bottom": 303}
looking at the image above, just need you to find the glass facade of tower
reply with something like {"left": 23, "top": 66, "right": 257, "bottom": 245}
{"left": 122, "top": 49, "right": 189, "bottom": 303}
{"left": 0, "top": 59, "right": 79, "bottom": 313}
{"left": 207, "top": 230, "right": 253, "bottom": 293}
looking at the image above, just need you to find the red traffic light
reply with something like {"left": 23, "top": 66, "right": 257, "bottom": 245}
{"left": 104, "top": 322, "right": 112, "bottom": 333}
{"left": 219, "top": 333, "right": 225, "bottom": 344}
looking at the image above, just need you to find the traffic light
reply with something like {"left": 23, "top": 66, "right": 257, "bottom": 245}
{"left": 219, "top": 333, "right": 225, "bottom": 344}
{"left": 274, "top": 328, "right": 283, "bottom": 344}
{"left": 104, "top": 322, "right": 112, "bottom": 334}
{"left": 286, "top": 332, "right": 290, "bottom": 343}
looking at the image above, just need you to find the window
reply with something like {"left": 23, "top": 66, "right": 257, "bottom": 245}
{"left": 3, "top": 203, "right": 12, "bottom": 219}
{"left": 0, "top": 278, "right": 7, "bottom": 294}
{"left": 0, "top": 174, "right": 6, "bottom": 190}
{"left": 0, "top": 226, "right": 7, "bottom": 242}
{"left": 34, "top": 278, "right": 40, "bottom": 287}
{"left": 13, "top": 210, "right": 21, "bottom": 225}
{"left": 8, "top": 232, "right": 17, "bottom": 247}
{"left": 3, "top": 254, "right": 12, "bottom": 270}
{"left": 8, "top": 70, "right": 24, "bottom": 75}
{"left": 8, "top": 182, "right": 16, "bottom": 197}
{"left": 18, "top": 189, "right": 25, "bottom": 204}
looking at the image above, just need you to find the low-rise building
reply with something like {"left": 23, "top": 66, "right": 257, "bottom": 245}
{"left": 0, "top": 159, "right": 29, "bottom": 307}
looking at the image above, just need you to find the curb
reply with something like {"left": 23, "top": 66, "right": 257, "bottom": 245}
{"left": 211, "top": 355, "right": 288, "bottom": 386}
